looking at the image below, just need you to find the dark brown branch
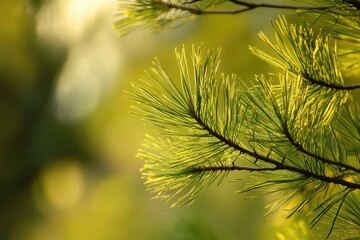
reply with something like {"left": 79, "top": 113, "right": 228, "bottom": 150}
{"left": 160, "top": 0, "right": 332, "bottom": 15}
{"left": 303, "top": 73, "right": 360, "bottom": 91}
{"left": 188, "top": 107, "right": 360, "bottom": 190}
{"left": 191, "top": 165, "right": 278, "bottom": 173}
{"left": 343, "top": 0, "right": 360, "bottom": 10}
{"left": 229, "top": 0, "right": 331, "bottom": 11}
{"left": 282, "top": 123, "right": 360, "bottom": 174}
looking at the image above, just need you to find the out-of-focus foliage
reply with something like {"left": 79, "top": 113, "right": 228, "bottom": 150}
{"left": 0, "top": 0, "right": 70, "bottom": 237}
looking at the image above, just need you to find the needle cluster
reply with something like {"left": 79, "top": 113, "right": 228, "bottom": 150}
{"left": 119, "top": 0, "right": 360, "bottom": 238}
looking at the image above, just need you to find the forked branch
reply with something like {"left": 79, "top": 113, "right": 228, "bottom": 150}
{"left": 189, "top": 106, "right": 360, "bottom": 190}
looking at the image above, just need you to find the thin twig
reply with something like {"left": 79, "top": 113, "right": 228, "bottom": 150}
{"left": 191, "top": 165, "right": 278, "bottom": 173}
{"left": 229, "top": 0, "right": 332, "bottom": 11}
{"left": 282, "top": 123, "right": 360, "bottom": 174}
{"left": 160, "top": 0, "right": 332, "bottom": 15}
{"left": 303, "top": 73, "right": 360, "bottom": 91}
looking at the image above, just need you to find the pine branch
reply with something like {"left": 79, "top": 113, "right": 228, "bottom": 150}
{"left": 250, "top": 16, "right": 360, "bottom": 104}
{"left": 122, "top": 0, "right": 360, "bottom": 237}
{"left": 302, "top": 73, "right": 360, "bottom": 91}
{"left": 131, "top": 46, "right": 360, "bottom": 207}
{"left": 189, "top": 105, "right": 360, "bottom": 190}
{"left": 159, "top": 0, "right": 331, "bottom": 15}
{"left": 129, "top": 42, "right": 360, "bottom": 236}
{"left": 229, "top": 0, "right": 331, "bottom": 11}
{"left": 190, "top": 164, "right": 278, "bottom": 173}
{"left": 282, "top": 122, "right": 360, "bottom": 174}
{"left": 114, "top": 0, "right": 335, "bottom": 35}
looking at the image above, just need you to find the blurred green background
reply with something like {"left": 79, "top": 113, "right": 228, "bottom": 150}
{"left": 0, "top": 0, "right": 304, "bottom": 239}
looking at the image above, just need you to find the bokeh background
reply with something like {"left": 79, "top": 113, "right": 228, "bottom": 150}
{"left": 1, "top": 0, "right": 308, "bottom": 239}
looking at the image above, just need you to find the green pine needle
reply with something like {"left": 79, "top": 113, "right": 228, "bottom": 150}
{"left": 130, "top": 46, "right": 242, "bottom": 206}
{"left": 128, "top": 44, "right": 360, "bottom": 216}
{"left": 124, "top": 4, "right": 360, "bottom": 236}
{"left": 113, "top": 0, "right": 195, "bottom": 36}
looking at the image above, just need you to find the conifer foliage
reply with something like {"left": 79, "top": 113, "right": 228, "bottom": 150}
{"left": 115, "top": 0, "right": 360, "bottom": 238}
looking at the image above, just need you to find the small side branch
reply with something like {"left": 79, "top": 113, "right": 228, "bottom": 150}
{"left": 303, "top": 73, "right": 360, "bottom": 91}
{"left": 229, "top": 0, "right": 331, "bottom": 11}
{"left": 191, "top": 165, "right": 278, "bottom": 173}
{"left": 159, "top": 0, "right": 332, "bottom": 15}
{"left": 283, "top": 123, "right": 360, "bottom": 174}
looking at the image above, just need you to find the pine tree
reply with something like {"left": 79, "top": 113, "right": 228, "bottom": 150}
{"left": 114, "top": 1, "right": 360, "bottom": 238}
